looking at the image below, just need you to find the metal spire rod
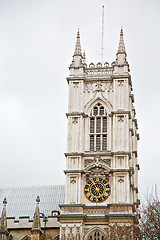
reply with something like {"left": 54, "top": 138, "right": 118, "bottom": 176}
{"left": 101, "top": 6, "right": 104, "bottom": 64}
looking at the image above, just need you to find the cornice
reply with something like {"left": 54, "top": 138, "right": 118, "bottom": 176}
{"left": 66, "top": 112, "right": 88, "bottom": 117}
{"left": 112, "top": 73, "right": 130, "bottom": 79}
{"left": 64, "top": 170, "right": 84, "bottom": 173}
{"left": 65, "top": 151, "right": 132, "bottom": 158}
{"left": 66, "top": 77, "right": 86, "bottom": 83}
{"left": 105, "top": 213, "right": 136, "bottom": 217}
{"left": 57, "top": 214, "right": 86, "bottom": 219}
{"left": 64, "top": 152, "right": 84, "bottom": 157}
{"left": 85, "top": 76, "right": 112, "bottom": 81}
{"left": 59, "top": 204, "right": 85, "bottom": 207}
{"left": 111, "top": 169, "right": 131, "bottom": 173}
{"left": 109, "top": 110, "right": 131, "bottom": 119}
{"left": 63, "top": 168, "right": 133, "bottom": 174}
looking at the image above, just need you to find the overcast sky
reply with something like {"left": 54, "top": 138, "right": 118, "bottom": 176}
{"left": 0, "top": 0, "right": 160, "bottom": 199}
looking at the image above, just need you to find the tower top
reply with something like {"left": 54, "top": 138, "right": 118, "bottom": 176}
{"left": 73, "top": 30, "right": 82, "bottom": 56}
{"left": 117, "top": 26, "right": 126, "bottom": 54}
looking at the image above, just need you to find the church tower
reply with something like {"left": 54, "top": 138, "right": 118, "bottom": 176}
{"left": 59, "top": 28, "right": 140, "bottom": 239}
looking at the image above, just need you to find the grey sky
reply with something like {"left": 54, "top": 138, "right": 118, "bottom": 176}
{"left": 0, "top": 0, "right": 160, "bottom": 199}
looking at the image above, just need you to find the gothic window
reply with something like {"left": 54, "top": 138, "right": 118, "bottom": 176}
{"left": 88, "top": 230, "right": 105, "bottom": 240}
{"left": 90, "top": 103, "right": 107, "bottom": 151}
{"left": 93, "top": 106, "right": 98, "bottom": 115}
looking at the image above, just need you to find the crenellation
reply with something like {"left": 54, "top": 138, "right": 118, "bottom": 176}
{"left": 7, "top": 216, "right": 60, "bottom": 229}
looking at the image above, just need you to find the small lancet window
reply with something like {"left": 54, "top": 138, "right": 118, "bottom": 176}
{"left": 100, "top": 106, "right": 104, "bottom": 115}
{"left": 93, "top": 106, "right": 98, "bottom": 116}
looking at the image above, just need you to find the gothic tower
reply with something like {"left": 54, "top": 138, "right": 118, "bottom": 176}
{"left": 59, "top": 28, "right": 140, "bottom": 239}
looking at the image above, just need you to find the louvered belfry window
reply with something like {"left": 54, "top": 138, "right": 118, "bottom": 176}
{"left": 89, "top": 103, "right": 107, "bottom": 151}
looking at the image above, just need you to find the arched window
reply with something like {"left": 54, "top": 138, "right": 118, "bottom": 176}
{"left": 88, "top": 230, "right": 105, "bottom": 240}
{"left": 21, "top": 236, "right": 31, "bottom": 240}
{"left": 89, "top": 103, "right": 107, "bottom": 151}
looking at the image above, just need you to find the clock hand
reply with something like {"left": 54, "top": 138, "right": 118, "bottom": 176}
{"left": 92, "top": 182, "right": 99, "bottom": 193}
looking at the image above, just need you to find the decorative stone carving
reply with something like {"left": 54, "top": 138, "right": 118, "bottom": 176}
{"left": 84, "top": 156, "right": 111, "bottom": 181}
{"left": 73, "top": 82, "right": 79, "bottom": 88}
{"left": 84, "top": 157, "right": 111, "bottom": 168}
{"left": 100, "top": 159, "right": 111, "bottom": 167}
{"left": 63, "top": 207, "right": 82, "bottom": 214}
{"left": 86, "top": 68, "right": 113, "bottom": 77}
{"left": 84, "top": 228, "right": 89, "bottom": 236}
{"left": 118, "top": 79, "right": 124, "bottom": 86}
{"left": 95, "top": 81, "right": 103, "bottom": 92}
{"left": 84, "top": 208, "right": 109, "bottom": 215}
{"left": 83, "top": 81, "right": 113, "bottom": 93}
{"left": 117, "top": 115, "right": 124, "bottom": 122}
{"left": 84, "top": 159, "right": 93, "bottom": 167}
{"left": 110, "top": 205, "right": 132, "bottom": 213}
{"left": 70, "top": 177, "right": 76, "bottom": 184}
{"left": 72, "top": 117, "right": 78, "bottom": 124}
{"left": 118, "top": 176, "right": 124, "bottom": 183}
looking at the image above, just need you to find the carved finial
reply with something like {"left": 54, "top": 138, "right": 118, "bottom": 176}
{"left": 36, "top": 196, "right": 40, "bottom": 203}
{"left": 74, "top": 30, "right": 82, "bottom": 56}
{"left": 117, "top": 26, "right": 126, "bottom": 54}
{"left": 31, "top": 196, "right": 41, "bottom": 232}
{"left": 3, "top": 198, "right": 7, "bottom": 206}
{"left": 0, "top": 198, "right": 7, "bottom": 234}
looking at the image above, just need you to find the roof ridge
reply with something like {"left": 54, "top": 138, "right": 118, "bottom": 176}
{"left": 0, "top": 185, "right": 65, "bottom": 190}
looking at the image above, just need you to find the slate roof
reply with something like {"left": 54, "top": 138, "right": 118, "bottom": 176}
{"left": 0, "top": 185, "right": 65, "bottom": 220}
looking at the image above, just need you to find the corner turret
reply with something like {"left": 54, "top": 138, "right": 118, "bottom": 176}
{"left": 112, "top": 27, "right": 130, "bottom": 74}
{"left": 69, "top": 31, "right": 85, "bottom": 76}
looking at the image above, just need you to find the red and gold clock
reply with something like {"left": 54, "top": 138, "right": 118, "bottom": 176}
{"left": 84, "top": 177, "right": 111, "bottom": 202}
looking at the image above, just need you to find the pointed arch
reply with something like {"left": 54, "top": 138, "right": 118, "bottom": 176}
{"left": 84, "top": 163, "right": 111, "bottom": 173}
{"left": 53, "top": 235, "right": 59, "bottom": 240}
{"left": 84, "top": 96, "right": 112, "bottom": 115}
{"left": 84, "top": 226, "right": 107, "bottom": 240}
{"left": 21, "top": 235, "right": 31, "bottom": 240}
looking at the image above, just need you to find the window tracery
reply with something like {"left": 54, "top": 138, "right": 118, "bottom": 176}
{"left": 90, "top": 103, "right": 107, "bottom": 151}
{"left": 88, "top": 230, "right": 105, "bottom": 240}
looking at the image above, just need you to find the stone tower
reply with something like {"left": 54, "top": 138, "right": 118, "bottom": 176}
{"left": 59, "top": 28, "right": 140, "bottom": 239}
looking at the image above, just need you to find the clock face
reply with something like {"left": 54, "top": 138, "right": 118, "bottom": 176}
{"left": 84, "top": 177, "right": 111, "bottom": 203}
